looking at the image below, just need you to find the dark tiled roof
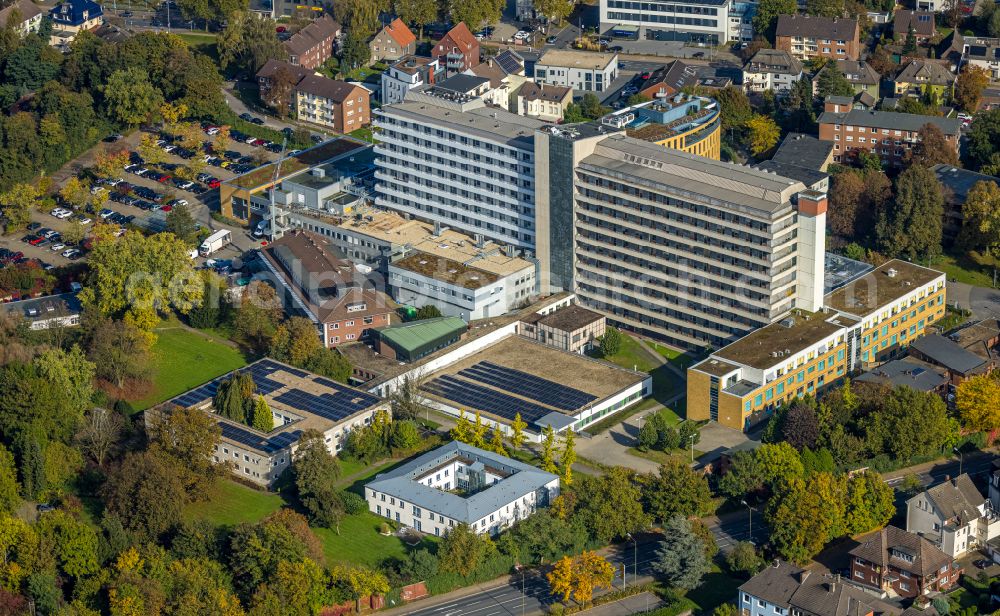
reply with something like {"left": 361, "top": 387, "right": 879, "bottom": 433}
{"left": 834, "top": 59, "right": 880, "bottom": 86}
{"left": 854, "top": 358, "right": 947, "bottom": 391}
{"left": 295, "top": 74, "right": 364, "bottom": 103}
{"left": 284, "top": 14, "right": 340, "bottom": 57}
{"left": 911, "top": 334, "right": 988, "bottom": 374}
{"left": 895, "top": 9, "right": 936, "bottom": 37}
{"left": 932, "top": 164, "right": 1000, "bottom": 203}
{"left": 518, "top": 81, "right": 572, "bottom": 102}
{"left": 741, "top": 563, "right": 902, "bottom": 616}
{"left": 771, "top": 132, "right": 834, "bottom": 170}
{"left": 817, "top": 109, "right": 962, "bottom": 135}
{"left": 745, "top": 49, "right": 803, "bottom": 75}
{"left": 256, "top": 59, "right": 309, "bottom": 85}
{"left": 894, "top": 59, "right": 954, "bottom": 87}
{"left": 642, "top": 59, "right": 700, "bottom": 92}
{"left": 776, "top": 15, "right": 857, "bottom": 40}
{"left": 924, "top": 474, "right": 986, "bottom": 522}
{"left": 850, "top": 525, "right": 954, "bottom": 578}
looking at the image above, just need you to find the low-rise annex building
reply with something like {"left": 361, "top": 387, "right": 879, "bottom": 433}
{"left": 365, "top": 440, "right": 559, "bottom": 535}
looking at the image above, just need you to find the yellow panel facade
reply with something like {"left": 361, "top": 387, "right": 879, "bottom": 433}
{"left": 687, "top": 369, "right": 713, "bottom": 422}
{"left": 652, "top": 120, "right": 721, "bottom": 161}
{"left": 858, "top": 288, "right": 946, "bottom": 369}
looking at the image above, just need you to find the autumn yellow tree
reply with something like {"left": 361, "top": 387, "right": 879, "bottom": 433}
{"left": 450, "top": 412, "right": 472, "bottom": 444}
{"left": 59, "top": 177, "right": 91, "bottom": 211}
{"left": 746, "top": 114, "right": 780, "bottom": 156}
{"left": 94, "top": 149, "right": 131, "bottom": 179}
{"left": 509, "top": 412, "right": 527, "bottom": 449}
{"left": 956, "top": 374, "right": 1000, "bottom": 434}
{"left": 955, "top": 65, "right": 989, "bottom": 112}
{"left": 547, "top": 555, "right": 574, "bottom": 603}
{"left": 472, "top": 411, "right": 487, "bottom": 448}
{"left": 573, "top": 550, "right": 615, "bottom": 606}
{"left": 159, "top": 101, "right": 188, "bottom": 134}
{"left": 488, "top": 426, "right": 508, "bottom": 457}
{"left": 215, "top": 125, "right": 231, "bottom": 151}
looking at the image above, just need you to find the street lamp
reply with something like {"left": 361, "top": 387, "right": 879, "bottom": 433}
{"left": 626, "top": 532, "right": 638, "bottom": 589}
{"left": 688, "top": 433, "right": 696, "bottom": 462}
{"left": 741, "top": 499, "right": 754, "bottom": 544}
{"left": 954, "top": 447, "right": 964, "bottom": 476}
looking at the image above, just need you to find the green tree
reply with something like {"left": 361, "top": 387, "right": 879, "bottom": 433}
{"left": 234, "top": 281, "right": 283, "bottom": 352}
{"left": 958, "top": 180, "right": 1000, "bottom": 257}
{"left": 0, "top": 183, "right": 39, "bottom": 233}
{"left": 251, "top": 395, "right": 273, "bottom": 432}
{"left": 968, "top": 108, "right": 1000, "bottom": 169}
{"left": 638, "top": 420, "right": 658, "bottom": 451}
{"left": 767, "top": 473, "right": 847, "bottom": 563}
{"left": 439, "top": 523, "right": 491, "bottom": 576}
{"left": 574, "top": 468, "right": 650, "bottom": 543}
{"left": 214, "top": 371, "right": 255, "bottom": 424}
{"left": 449, "top": 0, "right": 504, "bottom": 29}
{"left": 806, "top": 0, "right": 843, "bottom": 16}
{"left": 534, "top": 0, "right": 574, "bottom": 23}
{"left": 641, "top": 459, "right": 715, "bottom": 521}
{"left": 394, "top": 0, "right": 438, "bottom": 38}
{"left": 746, "top": 114, "right": 780, "bottom": 156}
{"left": 414, "top": 305, "right": 443, "bottom": 320}
{"left": 540, "top": 425, "right": 557, "bottom": 473}
{"left": 816, "top": 67, "right": 855, "bottom": 98}
{"left": 844, "top": 471, "right": 895, "bottom": 535}
{"left": 579, "top": 93, "right": 610, "bottom": 119}
{"left": 102, "top": 450, "right": 187, "bottom": 540}
{"left": 907, "top": 123, "right": 960, "bottom": 168}
{"left": 102, "top": 67, "right": 164, "bottom": 127}
{"left": 218, "top": 11, "right": 286, "bottom": 73}
{"left": 752, "top": 0, "right": 796, "bottom": 42}
{"left": 560, "top": 428, "right": 576, "bottom": 486}
{"left": 755, "top": 442, "right": 804, "bottom": 489}
{"left": 0, "top": 446, "right": 20, "bottom": 516}
{"left": 509, "top": 412, "right": 527, "bottom": 450}
{"left": 165, "top": 203, "right": 199, "bottom": 246}
{"left": 270, "top": 317, "right": 323, "bottom": 367}
{"left": 716, "top": 85, "right": 753, "bottom": 133}
{"left": 147, "top": 405, "right": 224, "bottom": 499}
{"left": 877, "top": 165, "right": 943, "bottom": 261}
{"left": 726, "top": 541, "right": 763, "bottom": 575}
{"left": 340, "top": 31, "right": 371, "bottom": 71}
{"left": 294, "top": 429, "right": 344, "bottom": 532}
{"left": 36, "top": 509, "right": 99, "bottom": 579}
{"left": 652, "top": 515, "right": 709, "bottom": 590}
{"left": 390, "top": 420, "right": 421, "bottom": 450}
{"left": 599, "top": 327, "right": 623, "bottom": 357}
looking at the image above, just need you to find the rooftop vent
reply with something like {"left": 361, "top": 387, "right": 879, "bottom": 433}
{"left": 887, "top": 267, "right": 898, "bottom": 278}
{"left": 780, "top": 317, "right": 796, "bottom": 328}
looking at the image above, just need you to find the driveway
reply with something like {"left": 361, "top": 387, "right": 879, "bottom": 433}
{"left": 948, "top": 280, "right": 1000, "bottom": 321}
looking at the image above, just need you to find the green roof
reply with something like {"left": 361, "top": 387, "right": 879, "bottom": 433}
{"left": 377, "top": 317, "right": 468, "bottom": 354}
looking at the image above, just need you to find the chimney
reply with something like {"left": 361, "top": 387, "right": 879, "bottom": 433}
{"left": 799, "top": 570, "right": 811, "bottom": 584}
{"left": 793, "top": 190, "right": 827, "bottom": 313}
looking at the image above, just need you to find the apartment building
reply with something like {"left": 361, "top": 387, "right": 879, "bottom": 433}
{"left": 432, "top": 22, "right": 480, "bottom": 74}
{"left": 373, "top": 87, "right": 545, "bottom": 250}
{"left": 775, "top": 15, "right": 860, "bottom": 61}
{"left": 907, "top": 474, "right": 1000, "bottom": 559}
{"left": 517, "top": 82, "right": 573, "bottom": 122}
{"left": 740, "top": 562, "right": 904, "bottom": 616}
{"left": 688, "top": 260, "right": 947, "bottom": 430}
{"left": 572, "top": 134, "right": 825, "bottom": 350}
{"left": 637, "top": 60, "right": 700, "bottom": 100}
{"left": 599, "top": 0, "right": 733, "bottom": 46}
{"left": 368, "top": 17, "right": 416, "bottom": 64}
{"left": 388, "top": 248, "right": 536, "bottom": 321}
{"left": 742, "top": 48, "right": 803, "bottom": 94}
{"left": 533, "top": 50, "right": 619, "bottom": 92}
{"left": 366, "top": 441, "right": 559, "bottom": 536}
{"left": 155, "top": 358, "right": 388, "bottom": 487}
{"left": 609, "top": 94, "right": 722, "bottom": 159}
{"left": 259, "top": 230, "right": 394, "bottom": 346}
{"left": 892, "top": 59, "right": 954, "bottom": 100}
{"left": 381, "top": 55, "right": 443, "bottom": 105}
{"left": 0, "top": 0, "right": 43, "bottom": 34}
{"left": 295, "top": 75, "right": 370, "bottom": 133}
{"left": 850, "top": 525, "right": 960, "bottom": 598}
{"left": 283, "top": 14, "right": 340, "bottom": 69}
{"left": 817, "top": 96, "right": 961, "bottom": 167}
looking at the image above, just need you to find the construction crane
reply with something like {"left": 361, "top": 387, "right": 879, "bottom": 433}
{"left": 262, "top": 136, "right": 288, "bottom": 241}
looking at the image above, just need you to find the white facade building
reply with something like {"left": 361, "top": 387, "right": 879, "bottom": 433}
{"left": 533, "top": 50, "right": 619, "bottom": 92}
{"left": 906, "top": 474, "right": 1000, "bottom": 559}
{"left": 366, "top": 441, "right": 559, "bottom": 536}
{"left": 601, "top": 0, "right": 733, "bottom": 45}
{"left": 374, "top": 88, "right": 544, "bottom": 250}
{"left": 380, "top": 56, "right": 442, "bottom": 105}
{"left": 389, "top": 249, "right": 536, "bottom": 321}
{"left": 743, "top": 49, "right": 803, "bottom": 94}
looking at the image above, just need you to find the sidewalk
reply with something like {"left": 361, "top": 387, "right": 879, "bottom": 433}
{"left": 582, "top": 592, "right": 664, "bottom": 615}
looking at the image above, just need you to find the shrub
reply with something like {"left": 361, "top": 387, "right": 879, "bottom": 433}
{"left": 339, "top": 491, "right": 367, "bottom": 515}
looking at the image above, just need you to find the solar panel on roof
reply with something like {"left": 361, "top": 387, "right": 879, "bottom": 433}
{"left": 423, "top": 375, "right": 557, "bottom": 426}
{"left": 467, "top": 361, "right": 598, "bottom": 410}
{"left": 495, "top": 50, "right": 522, "bottom": 74}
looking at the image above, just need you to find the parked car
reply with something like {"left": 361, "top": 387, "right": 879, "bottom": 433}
{"left": 239, "top": 112, "right": 253, "bottom": 122}
{"left": 546, "top": 35, "right": 557, "bottom": 44}
{"left": 265, "top": 142, "right": 283, "bottom": 153}
{"left": 251, "top": 117, "right": 265, "bottom": 125}
{"left": 196, "top": 173, "right": 213, "bottom": 183}
{"left": 26, "top": 222, "right": 40, "bottom": 231}
{"left": 206, "top": 178, "right": 221, "bottom": 188}
{"left": 50, "top": 243, "right": 66, "bottom": 252}
{"left": 167, "top": 199, "right": 189, "bottom": 208}
{"left": 99, "top": 208, "right": 115, "bottom": 219}
{"left": 77, "top": 216, "right": 92, "bottom": 224}
{"left": 974, "top": 559, "right": 991, "bottom": 570}
{"left": 173, "top": 179, "right": 195, "bottom": 190}
{"left": 104, "top": 133, "right": 124, "bottom": 142}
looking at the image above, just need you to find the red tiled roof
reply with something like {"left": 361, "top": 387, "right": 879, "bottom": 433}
{"left": 442, "top": 21, "right": 477, "bottom": 51}
{"left": 383, "top": 17, "right": 415, "bottom": 48}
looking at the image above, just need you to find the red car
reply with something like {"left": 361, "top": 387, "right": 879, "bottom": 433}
{"left": 28, "top": 237, "right": 44, "bottom": 246}
{"left": 250, "top": 138, "right": 267, "bottom": 147}
{"left": 161, "top": 205, "right": 173, "bottom": 212}
{"left": 276, "top": 25, "right": 286, "bottom": 32}
{"left": 206, "top": 178, "right": 221, "bottom": 188}
{"left": 156, "top": 174, "right": 171, "bottom": 183}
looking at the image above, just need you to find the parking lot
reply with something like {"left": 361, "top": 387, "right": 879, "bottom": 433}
{"left": 0, "top": 124, "right": 284, "bottom": 269}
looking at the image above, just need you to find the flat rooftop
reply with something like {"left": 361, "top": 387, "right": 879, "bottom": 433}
{"left": 383, "top": 92, "right": 546, "bottom": 148}
{"left": 690, "top": 356, "right": 741, "bottom": 378}
{"left": 537, "top": 49, "right": 617, "bottom": 70}
{"left": 420, "top": 335, "right": 646, "bottom": 428}
{"left": 392, "top": 251, "right": 501, "bottom": 289}
{"left": 824, "top": 259, "right": 944, "bottom": 316}
{"left": 523, "top": 304, "right": 604, "bottom": 332}
{"left": 582, "top": 134, "right": 805, "bottom": 217}
{"left": 714, "top": 309, "right": 859, "bottom": 370}
{"left": 163, "top": 358, "right": 384, "bottom": 455}
{"left": 228, "top": 138, "right": 368, "bottom": 190}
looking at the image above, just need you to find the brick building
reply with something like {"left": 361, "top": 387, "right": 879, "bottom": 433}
{"left": 775, "top": 15, "right": 860, "bottom": 61}
{"left": 259, "top": 230, "right": 394, "bottom": 347}
{"left": 817, "top": 96, "right": 961, "bottom": 167}
{"left": 369, "top": 17, "right": 416, "bottom": 64}
{"left": 850, "top": 525, "right": 961, "bottom": 598}
{"left": 432, "top": 22, "right": 480, "bottom": 74}
{"left": 283, "top": 14, "right": 340, "bottom": 70}
{"left": 295, "top": 75, "right": 370, "bottom": 132}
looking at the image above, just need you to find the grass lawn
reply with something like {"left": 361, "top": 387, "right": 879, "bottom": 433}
{"left": 185, "top": 480, "right": 283, "bottom": 527}
{"left": 349, "top": 127, "right": 374, "bottom": 143}
{"left": 648, "top": 342, "right": 694, "bottom": 370}
{"left": 313, "top": 511, "right": 437, "bottom": 567}
{"left": 132, "top": 319, "right": 248, "bottom": 411}
{"left": 932, "top": 252, "right": 997, "bottom": 288}
{"left": 176, "top": 32, "right": 219, "bottom": 60}
{"left": 628, "top": 445, "right": 702, "bottom": 465}
{"left": 598, "top": 334, "right": 684, "bottom": 405}
{"left": 686, "top": 565, "right": 744, "bottom": 613}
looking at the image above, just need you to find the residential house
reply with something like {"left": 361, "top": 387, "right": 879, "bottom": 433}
{"left": 256, "top": 59, "right": 309, "bottom": 109}
{"left": 0, "top": 0, "right": 43, "bottom": 34}
{"left": 854, "top": 358, "right": 949, "bottom": 394}
{"left": 954, "top": 33, "right": 1000, "bottom": 80}
{"left": 742, "top": 48, "right": 804, "bottom": 94}
{"left": 48, "top": 0, "right": 103, "bottom": 49}
{"left": 534, "top": 49, "right": 619, "bottom": 92}
{"left": 909, "top": 333, "right": 994, "bottom": 385}
{"left": 895, "top": 10, "right": 937, "bottom": 44}
{"left": 518, "top": 304, "right": 606, "bottom": 354}
{"left": 850, "top": 525, "right": 961, "bottom": 598}
{"left": 466, "top": 50, "right": 527, "bottom": 110}
{"left": 365, "top": 441, "right": 560, "bottom": 536}
{"left": 380, "top": 55, "right": 442, "bottom": 105}
{"left": 813, "top": 60, "right": 880, "bottom": 99}
{"left": 637, "top": 60, "right": 699, "bottom": 100}
{"left": 283, "top": 14, "right": 340, "bottom": 70}
{"left": 893, "top": 59, "right": 954, "bottom": 100}
{"left": 432, "top": 22, "right": 480, "bottom": 74}
{"left": 369, "top": 17, "right": 415, "bottom": 65}
{"left": 517, "top": 82, "right": 572, "bottom": 122}
{"left": 775, "top": 15, "right": 860, "bottom": 61}
{"left": 906, "top": 474, "right": 1000, "bottom": 558}
{"left": 752, "top": 132, "right": 834, "bottom": 192}
{"left": 740, "top": 561, "right": 903, "bottom": 616}
{"left": 295, "top": 75, "right": 370, "bottom": 132}
{"left": 0, "top": 292, "right": 82, "bottom": 330}
{"left": 259, "top": 229, "right": 394, "bottom": 347}
{"left": 817, "top": 96, "right": 961, "bottom": 167}
{"left": 154, "top": 358, "right": 388, "bottom": 487}
{"left": 932, "top": 164, "right": 1000, "bottom": 240}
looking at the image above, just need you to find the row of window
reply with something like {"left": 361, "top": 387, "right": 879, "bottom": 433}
{"left": 375, "top": 193, "right": 533, "bottom": 245}
{"left": 607, "top": 0, "right": 719, "bottom": 15}
{"left": 607, "top": 11, "right": 719, "bottom": 27}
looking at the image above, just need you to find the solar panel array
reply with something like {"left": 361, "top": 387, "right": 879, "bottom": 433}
{"left": 272, "top": 388, "right": 380, "bottom": 423}
{"left": 423, "top": 375, "right": 555, "bottom": 424}
{"left": 495, "top": 50, "right": 523, "bottom": 75}
{"left": 219, "top": 422, "right": 303, "bottom": 454}
{"left": 170, "top": 360, "right": 287, "bottom": 409}
{"left": 459, "top": 361, "right": 597, "bottom": 411}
